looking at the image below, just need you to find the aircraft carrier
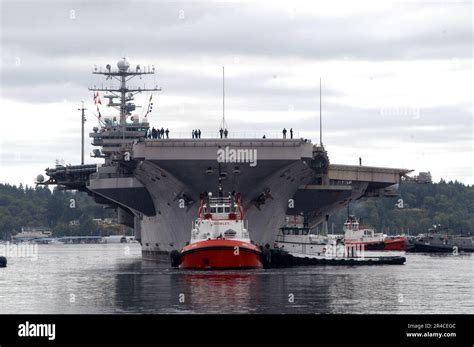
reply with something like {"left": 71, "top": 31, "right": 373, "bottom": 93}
{"left": 38, "top": 58, "right": 412, "bottom": 256}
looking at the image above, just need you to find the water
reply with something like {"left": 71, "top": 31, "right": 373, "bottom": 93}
{"left": 0, "top": 244, "right": 472, "bottom": 314}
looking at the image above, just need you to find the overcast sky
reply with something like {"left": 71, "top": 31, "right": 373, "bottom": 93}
{"left": 0, "top": 0, "right": 472, "bottom": 186}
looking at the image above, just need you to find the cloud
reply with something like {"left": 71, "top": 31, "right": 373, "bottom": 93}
{"left": 1, "top": 0, "right": 471, "bottom": 61}
{"left": 0, "top": 0, "right": 472, "bottom": 185}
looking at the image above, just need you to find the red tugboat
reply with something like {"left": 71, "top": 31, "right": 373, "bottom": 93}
{"left": 176, "top": 192, "right": 263, "bottom": 270}
{"left": 343, "top": 216, "right": 406, "bottom": 251}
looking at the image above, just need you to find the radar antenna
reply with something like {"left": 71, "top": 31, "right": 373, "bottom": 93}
{"left": 89, "top": 58, "right": 161, "bottom": 125}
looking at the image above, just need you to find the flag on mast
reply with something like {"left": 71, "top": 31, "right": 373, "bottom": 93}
{"left": 94, "top": 92, "right": 101, "bottom": 105}
{"left": 145, "top": 94, "right": 153, "bottom": 117}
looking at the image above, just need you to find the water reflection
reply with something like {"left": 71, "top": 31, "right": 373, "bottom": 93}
{"left": 113, "top": 260, "right": 261, "bottom": 313}
{"left": 1, "top": 245, "right": 472, "bottom": 314}
{"left": 113, "top": 259, "right": 334, "bottom": 313}
{"left": 181, "top": 272, "right": 258, "bottom": 313}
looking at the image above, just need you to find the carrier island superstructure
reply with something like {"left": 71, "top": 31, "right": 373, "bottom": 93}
{"left": 39, "top": 58, "right": 412, "bottom": 256}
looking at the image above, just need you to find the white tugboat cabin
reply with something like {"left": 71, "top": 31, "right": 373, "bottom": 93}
{"left": 190, "top": 193, "right": 251, "bottom": 244}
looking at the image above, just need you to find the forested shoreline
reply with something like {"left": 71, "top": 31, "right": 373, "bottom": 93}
{"left": 329, "top": 180, "right": 473, "bottom": 235}
{"left": 0, "top": 184, "right": 118, "bottom": 240}
{"left": 0, "top": 180, "right": 472, "bottom": 240}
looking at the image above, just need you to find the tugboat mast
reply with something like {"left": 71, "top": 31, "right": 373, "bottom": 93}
{"left": 89, "top": 58, "right": 161, "bottom": 125}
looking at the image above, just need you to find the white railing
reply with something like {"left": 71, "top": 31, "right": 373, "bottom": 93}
{"left": 191, "top": 230, "right": 250, "bottom": 240}
{"left": 144, "top": 130, "right": 302, "bottom": 140}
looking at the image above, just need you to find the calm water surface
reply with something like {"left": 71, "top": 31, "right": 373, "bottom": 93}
{"left": 0, "top": 244, "right": 472, "bottom": 314}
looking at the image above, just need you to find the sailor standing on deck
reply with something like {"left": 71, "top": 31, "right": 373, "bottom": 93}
{"left": 290, "top": 128, "right": 293, "bottom": 139}
{"left": 224, "top": 129, "right": 228, "bottom": 138}
{"left": 192, "top": 129, "right": 195, "bottom": 139}
{"left": 165, "top": 128, "right": 169, "bottom": 139}
{"left": 282, "top": 128, "right": 287, "bottom": 139}
{"left": 197, "top": 129, "right": 201, "bottom": 139}
{"left": 219, "top": 128, "right": 224, "bottom": 139}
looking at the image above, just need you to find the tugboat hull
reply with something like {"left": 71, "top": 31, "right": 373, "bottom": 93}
{"left": 346, "top": 238, "right": 406, "bottom": 251}
{"left": 383, "top": 238, "right": 407, "bottom": 251}
{"left": 179, "top": 240, "right": 263, "bottom": 269}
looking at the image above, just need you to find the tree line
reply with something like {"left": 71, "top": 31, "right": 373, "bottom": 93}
{"left": 0, "top": 179, "right": 472, "bottom": 240}
{"left": 0, "top": 184, "right": 118, "bottom": 240}
{"left": 328, "top": 179, "right": 474, "bottom": 235}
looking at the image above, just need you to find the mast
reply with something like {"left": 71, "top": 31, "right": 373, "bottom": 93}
{"left": 89, "top": 58, "right": 161, "bottom": 126}
{"left": 78, "top": 101, "right": 87, "bottom": 165}
{"left": 319, "top": 77, "right": 322, "bottom": 146}
{"left": 223, "top": 66, "right": 225, "bottom": 127}
{"left": 220, "top": 66, "right": 227, "bottom": 131}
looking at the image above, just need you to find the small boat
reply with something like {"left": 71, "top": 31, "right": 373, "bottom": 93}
{"left": 176, "top": 192, "right": 263, "bottom": 270}
{"left": 343, "top": 216, "right": 406, "bottom": 251}
{"left": 411, "top": 228, "right": 474, "bottom": 253}
{"left": 48, "top": 238, "right": 65, "bottom": 245}
{"left": 101, "top": 235, "right": 137, "bottom": 244}
{"left": 0, "top": 256, "right": 6, "bottom": 268}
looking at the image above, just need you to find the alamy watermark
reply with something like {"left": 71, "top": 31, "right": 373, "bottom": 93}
{"left": 324, "top": 243, "right": 365, "bottom": 258}
{"left": 380, "top": 106, "right": 420, "bottom": 119}
{"left": 18, "top": 321, "right": 55, "bottom": 340}
{"left": 217, "top": 146, "right": 258, "bottom": 167}
{"left": 0, "top": 242, "right": 38, "bottom": 260}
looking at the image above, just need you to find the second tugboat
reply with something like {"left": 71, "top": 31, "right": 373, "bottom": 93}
{"left": 344, "top": 215, "right": 406, "bottom": 251}
{"left": 409, "top": 226, "right": 474, "bottom": 253}
{"left": 173, "top": 190, "right": 263, "bottom": 270}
